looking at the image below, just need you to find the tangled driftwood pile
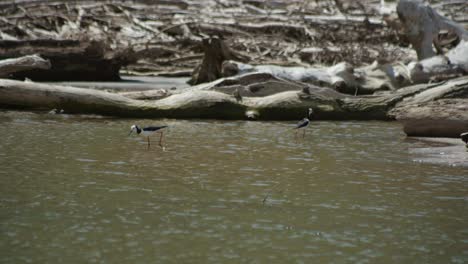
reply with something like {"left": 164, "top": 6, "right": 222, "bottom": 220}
{"left": 0, "top": 0, "right": 467, "bottom": 137}
{"left": 0, "top": 0, "right": 418, "bottom": 79}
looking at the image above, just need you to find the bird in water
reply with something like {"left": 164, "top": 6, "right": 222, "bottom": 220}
{"left": 295, "top": 108, "right": 313, "bottom": 139}
{"left": 129, "top": 125, "right": 167, "bottom": 150}
{"left": 461, "top": 132, "right": 468, "bottom": 151}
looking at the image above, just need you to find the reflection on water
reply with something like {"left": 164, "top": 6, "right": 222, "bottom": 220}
{"left": 0, "top": 110, "right": 467, "bottom": 263}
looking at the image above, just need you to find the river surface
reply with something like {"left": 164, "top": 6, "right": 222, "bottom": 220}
{"left": 0, "top": 110, "right": 467, "bottom": 263}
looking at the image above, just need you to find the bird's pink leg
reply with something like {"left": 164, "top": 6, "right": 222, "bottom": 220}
{"left": 147, "top": 137, "right": 151, "bottom": 150}
{"left": 303, "top": 129, "right": 306, "bottom": 138}
{"left": 158, "top": 132, "right": 164, "bottom": 147}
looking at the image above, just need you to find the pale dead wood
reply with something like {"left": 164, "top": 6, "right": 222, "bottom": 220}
{"left": 397, "top": 0, "right": 468, "bottom": 60}
{"left": 0, "top": 39, "right": 136, "bottom": 81}
{"left": 119, "top": 89, "right": 170, "bottom": 100}
{"left": 189, "top": 37, "right": 250, "bottom": 85}
{"left": 0, "top": 54, "right": 50, "bottom": 77}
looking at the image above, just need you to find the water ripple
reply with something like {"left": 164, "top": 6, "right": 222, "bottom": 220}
{"left": 0, "top": 112, "right": 467, "bottom": 263}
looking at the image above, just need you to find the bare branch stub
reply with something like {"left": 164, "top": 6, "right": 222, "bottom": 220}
{"left": 189, "top": 37, "right": 250, "bottom": 85}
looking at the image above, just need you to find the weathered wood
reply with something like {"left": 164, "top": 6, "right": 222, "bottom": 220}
{"left": 407, "top": 54, "right": 466, "bottom": 84}
{"left": 0, "top": 78, "right": 245, "bottom": 119}
{"left": 446, "top": 41, "right": 468, "bottom": 73}
{"left": 221, "top": 60, "right": 394, "bottom": 95}
{"left": 0, "top": 40, "right": 137, "bottom": 81}
{"left": 393, "top": 99, "right": 468, "bottom": 137}
{"left": 389, "top": 76, "right": 468, "bottom": 137}
{"left": 0, "top": 0, "right": 413, "bottom": 76}
{"left": 189, "top": 37, "right": 250, "bottom": 85}
{"left": 0, "top": 54, "right": 50, "bottom": 77}
{"left": 1, "top": 76, "right": 466, "bottom": 122}
{"left": 119, "top": 89, "right": 170, "bottom": 100}
{"left": 397, "top": 0, "right": 468, "bottom": 60}
{"left": 2, "top": 0, "right": 465, "bottom": 77}
{"left": 390, "top": 1, "right": 468, "bottom": 86}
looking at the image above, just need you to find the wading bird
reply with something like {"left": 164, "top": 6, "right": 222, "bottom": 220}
{"left": 461, "top": 132, "right": 468, "bottom": 150}
{"left": 295, "top": 108, "right": 313, "bottom": 139}
{"left": 129, "top": 125, "right": 167, "bottom": 150}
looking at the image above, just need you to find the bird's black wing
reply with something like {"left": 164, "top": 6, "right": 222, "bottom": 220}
{"left": 144, "top": 126, "right": 168, "bottom": 131}
{"left": 295, "top": 118, "right": 309, "bottom": 129}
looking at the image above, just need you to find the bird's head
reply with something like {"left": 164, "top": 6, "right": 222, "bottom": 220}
{"left": 129, "top": 125, "right": 138, "bottom": 136}
{"left": 308, "top": 108, "right": 313, "bottom": 117}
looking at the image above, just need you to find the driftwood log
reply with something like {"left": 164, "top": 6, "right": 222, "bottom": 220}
{"left": 1, "top": 76, "right": 466, "bottom": 122}
{"left": 0, "top": 40, "right": 136, "bottom": 81}
{"left": 397, "top": 0, "right": 468, "bottom": 60}
{"left": 221, "top": 60, "right": 398, "bottom": 95}
{"left": 395, "top": 0, "right": 468, "bottom": 86}
{"left": 0, "top": 54, "right": 50, "bottom": 78}
{"left": 389, "top": 77, "right": 468, "bottom": 137}
{"left": 0, "top": 78, "right": 245, "bottom": 119}
{"left": 392, "top": 99, "right": 468, "bottom": 137}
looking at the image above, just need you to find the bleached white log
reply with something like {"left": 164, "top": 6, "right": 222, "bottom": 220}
{"left": 397, "top": 0, "right": 468, "bottom": 60}
{"left": 0, "top": 54, "right": 50, "bottom": 78}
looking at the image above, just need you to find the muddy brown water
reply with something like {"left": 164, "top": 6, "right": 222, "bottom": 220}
{"left": 0, "top": 110, "right": 467, "bottom": 263}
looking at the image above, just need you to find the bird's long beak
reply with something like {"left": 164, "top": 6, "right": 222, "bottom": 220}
{"left": 128, "top": 130, "right": 133, "bottom": 136}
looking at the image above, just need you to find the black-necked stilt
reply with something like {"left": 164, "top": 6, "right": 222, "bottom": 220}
{"left": 129, "top": 124, "right": 167, "bottom": 150}
{"left": 461, "top": 132, "right": 468, "bottom": 150}
{"left": 295, "top": 108, "right": 313, "bottom": 138}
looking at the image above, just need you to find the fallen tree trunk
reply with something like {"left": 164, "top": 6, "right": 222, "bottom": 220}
{"left": 0, "top": 79, "right": 245, "bottom": 119}
{"left": 0, "top": 77, "right": 353, "bottom": 120}
{"left": 1, "top": 76, "right": 466, "bottom": 122}
{"left": 220, "top": 40, "right": 468, "bottom": 95}
{"left": 0, "top": 54, "right": 50, "bottom": 78}
{"left": 392, "top": 99, "right": 468, "bottom": 137}
{"left": 221, "top": 60, "right": 396, "bottom": 95}
{"left": 389, "top": 77, "right": 468, "bottom": 137}
{"left": 0, "top": 40, "right": 136, "bottom": 81}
